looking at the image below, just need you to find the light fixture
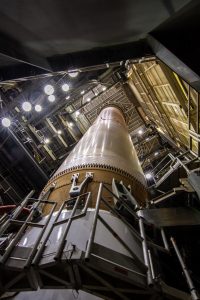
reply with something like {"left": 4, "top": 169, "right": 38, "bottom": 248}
{"left": 80, "top": 90, "right": 85, "bottom": 95}
{"left": 57, "top": 130, "right": 62, "bottom": 135}
{"left": 69, "top": 122, "right": 73, "bottom": 127}
{"left": 66, "top": 95, "right": 70, "bottom": 100}
{"left": 75, "top": 111, "right": 80, "bottom": 117}
{"left": 62, "top": 83, "right": 69, "bottom": 92}
{"left": 35, "top": 104, "right": 42, "bottom": 112}
{"left": 44, "top": 84, "right": 54, "bottom": 95}
{"left": 1, "top": 117, "right": 11, "bottom": 127}
{"left": 146, "top": 137, "right": 150, "bottom": 141}
{"left": 94, "top": 91, "right": 98, "bottom": 96}
{"left": 145, "top": 173, "right": 152, "bottom": 180}
{"left": 44, "top": 138, "right": 50, "bottom": 144}
{"left": 48, "top": 95, "right": 55, "bottom": 102}
{"left": 154, "top": 151, "right": 159, "bottom": 156}
{"left": 138, "top": 129, "right": 143, "bottom": 135}
{"left": 87, "top": 97, "right": 91, "bottom": 102}
{"left": 102, "top": 86, "right": 107, "bottom": 91}
{"left": 22, "top": 101, "right": 32, "bottom": 112}
{"left": 68, "top": 71, "right": 79, "bottom": 78}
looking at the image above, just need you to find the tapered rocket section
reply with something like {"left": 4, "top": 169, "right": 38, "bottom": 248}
{"left": 55, "top": 106, "right": 145, "bottom": 185}
{"left": 43, "top": 106, "right": 147, "bottom": 210}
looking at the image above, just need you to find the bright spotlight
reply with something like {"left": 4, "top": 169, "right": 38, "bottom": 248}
{"left": 138, "top": 129, "right": 143, "bottom": 135}
{"left": 145, "top": 173, "right": 152, "bottom": 180}
{"left": 48, "top": 95, "right": 55, "bottom": 102}
{"left": 66, "top": 95, "right": 70, "bottom": 100}
{"left": 57, "top": 130, "right": 62, "bottom": 135}
{"left": 44, "top": 84, "right": 54, "bottom": 95}
{"left": 154, "top": 151, "right": 159, "bottom": 156}
{"left": 69, "top": 122, "right": 73, "bottom": 127}
{"left": 62, "top": 83, "right": 69, "bottom": 92}
{"left": 44, "top": 138, "right": 50, "bottom": 144}
{"left": 69, "top": 71, "right": 79, "bottom": 78}
{"left": 22, "top": 101, "right": 32, "bottom": 112}
{"left": 75, "top": 111, "right": 80, "bottom": 117}
{"left": 80, "top": 90, "right": 85, "bottom": 95}
{"left": 1, "top": 117, "right": 11, "bottom": 127}
{"left": 102, "top": 86, "right": 107, "bottom": 91}
{"left": 87, "top": 97, "right": 91, "bottom": 102}
{"left": 35, "top": 104, "right": 42, "bottom": 112}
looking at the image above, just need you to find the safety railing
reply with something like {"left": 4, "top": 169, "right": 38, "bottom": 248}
{"left": 33, "top": 192, "right": 91, "bottom": 264}
{"left": 0, "top": 184, "right": 172, "bottom": 289}
{"left": 150, "top": 151, "right": 200, "bottom": 187}
{"left": 0, "top": 190, "right": 57, "bottom": 268}
{"left": 84, "top": 183, "right": 172, "bottom": 286}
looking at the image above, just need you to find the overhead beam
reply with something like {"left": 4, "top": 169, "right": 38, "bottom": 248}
{"left": 49, "top": 39, "right": 152, "bottom": 71}
{"left": 148, "top": 34, "right": 200, "bottom": 92}
{"left": 0, "top": 29, "right": 52, "bottom": 73}
{"left": 0, "top": 39, "right": 152, "bottom": 83}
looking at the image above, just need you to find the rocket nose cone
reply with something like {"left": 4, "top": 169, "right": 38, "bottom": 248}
{"left": 98, "top": 106, "right": 126, "bottom": 126}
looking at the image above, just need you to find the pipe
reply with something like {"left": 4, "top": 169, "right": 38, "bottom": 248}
{"left": 161, "top": 228, "right": 170, "bottom": 252}
{"left": 170, "top": 237, "right": 199, "bottom": 300}
{"left": 139, "top": 217, "right": 153, "bottom": 286}
{"left": 148, "top": 249, "right": 155, "bottom": 280}
{"left": 85, "top": 182, "right": 103, "bottom": 260}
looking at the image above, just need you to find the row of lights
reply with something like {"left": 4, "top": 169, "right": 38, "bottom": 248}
{"left": 2, "top": 72, "right": 80, "bottom": 127}
{"left": 43, "top": 83, "right": 107, "bottom": 119}
{"left": 44, "top": 83, "right": 70, "bottom": 104}
{"left": 22, "top": 102, "right": 42, "bottom": 112}
{"left": 42, "top": 81, "right": 108, "bottom": 139}
{"left": 44, "top": 82, "right": 107, "bottom": 102}
{"left": 1, "top": 101, "right": 43, "bottom": 127}
{"left": 1, "top": 80, "right": 74, "bottom": 127}
{"left": 2, "top": 73, "right": 107, "bottom": 127}
{"left": 44, "top": 71, "right": 78, "bottom": 97}
{"left": 21, "top": 80, "right": 81, "bottom": 111}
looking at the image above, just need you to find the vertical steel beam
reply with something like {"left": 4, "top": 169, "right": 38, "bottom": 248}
{"left": 139, "top": 217, "right": 153, "bottom": 286}
{"left": 171, "top": 237, "right": 199, "bottom": 300}
{"left": 54, "top": 195, "right": 81, "bottom": 260}
{"left": 85, "top": 182, "right": 103, "bottom": 260}
{"left": 188, "top": 85, "right": 192, "bottom": 151}
{"left": 197, "top": 92, "right": 200, "bottom": 157}
{"left": 148, "top": 249, "right": 155, "bottom": 280}
{"left": 161, "top": 228, "right": 170, "bottom": 252}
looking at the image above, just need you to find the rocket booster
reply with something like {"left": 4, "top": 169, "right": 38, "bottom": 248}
{"left": 43, "top": 106, "right": 147, "bottom": 211}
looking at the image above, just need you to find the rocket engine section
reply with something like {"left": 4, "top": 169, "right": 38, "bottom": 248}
{"left": 0, "top": 107, "right": 191, "bottom": 300}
